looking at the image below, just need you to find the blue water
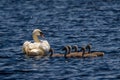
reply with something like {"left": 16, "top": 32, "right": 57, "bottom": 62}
{"left": 0, "top": 0, "right": 120, "bottom": 80}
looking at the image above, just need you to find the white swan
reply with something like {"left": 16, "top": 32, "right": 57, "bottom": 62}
{"left": 22, "top": 29, "right": 50, "bottom": 56}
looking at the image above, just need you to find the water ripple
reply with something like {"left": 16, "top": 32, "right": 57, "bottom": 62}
{"left": 0, "top": 0, "right": 120, "bottom": 80}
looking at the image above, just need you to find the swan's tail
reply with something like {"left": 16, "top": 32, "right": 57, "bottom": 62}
{"left": 22, "top": 41, "right": 31, "bottom": 53}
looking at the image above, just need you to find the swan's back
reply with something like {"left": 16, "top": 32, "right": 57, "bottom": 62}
{"left": 91, "top": 52, "right": 104, "bottom": 56}
{"left": 22, "top": 40, "right": 50, "bottom": 55}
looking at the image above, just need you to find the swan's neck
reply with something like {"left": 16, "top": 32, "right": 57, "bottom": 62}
{"left": 82, "top": 49, "right": 85, "bottom": 57}
{"left": 88, "top": 48, "right": 91, "bottom": 53}
{"left": 64, "top": 48, "right": 69, "bottom": 58}
{"left": 86, "top": 47, "right": 91, "bottom": 53}
{"left": 32, "top": 34, "right": 40, "bottom": 42}
{"left": 68, "top": 49, "right": 71, "bottom": 54}
{"left": 68, "top": 46, "right": 72, "bottom": 54}
{"left": 49, "top": 48, "right": 54, "bottom": 57}
{"left": 75, "top": 47, "right": 78, "bottom": 52}
{"left": 86, "top": 45, "right": 91, "bottom": 53}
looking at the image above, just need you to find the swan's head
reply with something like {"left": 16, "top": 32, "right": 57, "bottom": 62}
{"left": 67, "top": 45, "right": 72, "bottom": 53}
{"left": 80, "top": 47, "right": 86, "bottom": 57}
{"left": 62, "top": 46, "right": 69, "bottom": 53}
{"left": 80, "top": 47, "right": 86, "bottom": 52}
{"left": 72, "top": 45, "right": 78, "bottom": 52}
{"left": 86, "top": 44, "right": 92, "bottom": 49}
{"left": 86, "top": 44, "right": 92, "bottom": 53}
{"left": 62, "top": 46, "right": 69, "bottom": 58}
{"left": 33, "top": 29, "right": 44, "bottom": 38}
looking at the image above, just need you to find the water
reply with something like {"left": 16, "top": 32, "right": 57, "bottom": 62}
{"left": 0, "top": 0, "right": 120, "bottom": 80}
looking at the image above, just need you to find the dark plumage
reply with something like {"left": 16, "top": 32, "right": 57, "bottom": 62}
{"left": 86, "top": 44, "right": 104, "bottom": 56}
{"left": 64, "top": 45, "right": 97, "bottom": 58}
{"left": 49, "top": 47, "right": 68, "bottom": 58}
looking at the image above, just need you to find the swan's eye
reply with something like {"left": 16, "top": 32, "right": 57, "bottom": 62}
{"left": 40, "top": 32, "right": 44, "bottom": 38}
{"left": 40, "top": 32, "right": 44, "bottom": 36}
{"left": 40, "top": 32, "right": 43, "bottom": 34}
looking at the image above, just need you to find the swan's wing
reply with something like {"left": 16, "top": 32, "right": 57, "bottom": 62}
{"left": 39, "top": 40, "right": 50, "bottom": 52}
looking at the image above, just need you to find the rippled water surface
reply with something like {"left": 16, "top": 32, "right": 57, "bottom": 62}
{"left": 0, "top": 0, "right": 120, "bottom": 80}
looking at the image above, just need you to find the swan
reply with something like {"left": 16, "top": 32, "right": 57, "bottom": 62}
{"left": 49, "top": 48, "right": 64, "bottom": 57}
{"left": 22, "top": 29, "right": 50, "bottom": 56}
{"left": 72, "top": 45, "right": 79, "bottom": 52}
{"left": 72, "top": 45, "right": 83, "bottom": 54}
{"left": 70, "top": 45, "right": 84, "bottom": 57}
{"left": 64, "top": 45, "right": 85, "bottom": 58}
{"left": 72, "top": 45, "right": 97, "bottom": 57}
{"left": 64, "top": 45, "right": 82, "bottom": 58}
{"left": 63, "top": 46, "right": 73, "bottom": 58}
{"left": 64, "top": 45, "right": 97, "bottom": 58}
{"left": 86, "top": 44, "right": 104, "bottom": 56}
{"left": 80, "top": 47, "right": 97, "bottom": 58}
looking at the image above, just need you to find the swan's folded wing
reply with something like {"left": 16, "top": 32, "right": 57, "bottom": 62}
{"left": 28, "top": 42, "right": 40, "bottom": 49}
{"left": 39, "top": 40, "right": 50, "bottom": 52}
